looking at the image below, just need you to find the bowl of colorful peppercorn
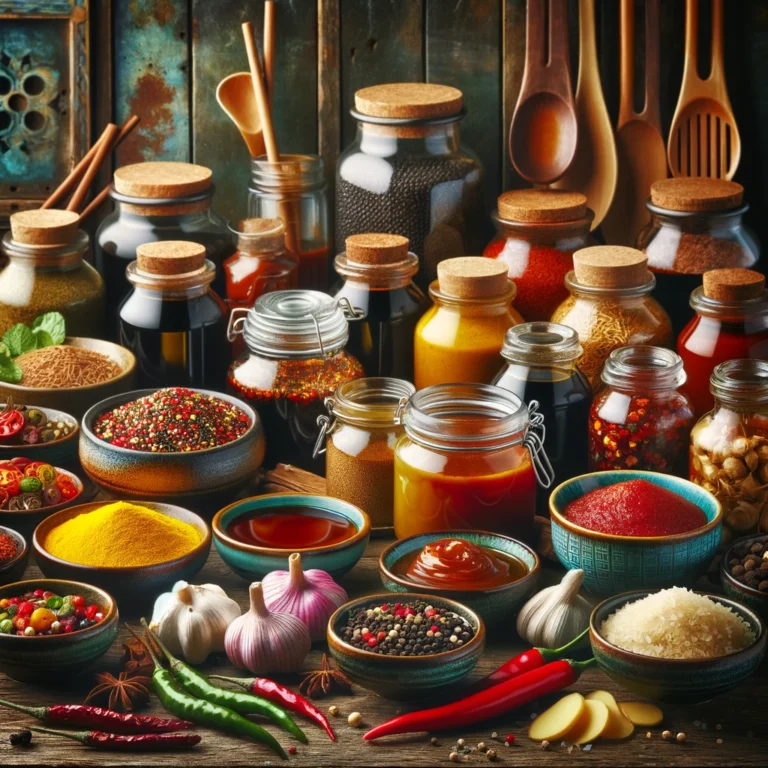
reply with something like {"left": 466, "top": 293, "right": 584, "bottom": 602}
{"left": 327, "top": 593, "right": 485, "bottom": 700}
{"left": 721, "top": 533, "right": 768, "bottom": 621}
{"left": 0, "top": 578, "right": 118, "bottom": 682}
{"left": 0, "top": 526, "right": 28, "bottom": 585}
{"left": 0, "top": 401, "right": 79, "bottom": 466}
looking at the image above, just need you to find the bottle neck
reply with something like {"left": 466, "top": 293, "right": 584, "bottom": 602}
{"left": 249, "top": 154, "right": 326, "bottom": 194}
{"left": 647, "top": 203, "right": 748, "bottom": 234}
{"left": 111, "top": 189, "right": 215, "bottom": 220}
{"left": 428, "top": 280, "right": 516, "bottom": 314}
{"left": 356, "top": 119, "right": 462, "bottom": 155}
{"left": 1, "top": 231, "right": 88, "bottom": 269}
{"left": 689, "top": 285, "right": 768, "bottom": 323}
{"left": 492, "top": 212, "right": 593, "bottom": 247}
{"left": 334, "top": 252, "right": 419, "bottom": 291}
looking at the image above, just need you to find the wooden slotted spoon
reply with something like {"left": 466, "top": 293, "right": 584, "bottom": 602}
{"left": 667, "top": 0, "right": 740, "bottom": 179}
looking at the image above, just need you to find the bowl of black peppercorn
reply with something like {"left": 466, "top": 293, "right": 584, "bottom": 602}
{"left": 721, "top": 533, "right": 768, "bottom": 620}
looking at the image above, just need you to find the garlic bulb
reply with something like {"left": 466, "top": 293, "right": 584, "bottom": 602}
{"left": 150, "top": 580, "right": 241, "bottom": 664}
{"left": 262, "top": 552, "right": 348, "bottom": 642}
{"left": 225, "top": 582, "right": 311, "bottom": 674}
{"left": 516, "top": 569, "right": 592, "bottom": 648}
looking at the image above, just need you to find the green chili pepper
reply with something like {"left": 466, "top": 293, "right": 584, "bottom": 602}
{"left": 56, "top": 599, "right": 73, "bottom": 618}
{"left": 0, "top": 619, "right": 12, "bottom": 634}
{"left": 7, "top": 604, "right": 17, "bottom": 618}
{"left": 46, "top": 596, "right": 63, "bottom": 611}
{"left": 19, "top": 477, "right": 42, "bottom": 493}
{"left": 142, "top": 620, "right": 306, "bottom": 744}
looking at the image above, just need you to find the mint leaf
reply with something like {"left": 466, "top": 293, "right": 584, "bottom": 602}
{"left": 2, "top": 323, "right": 36, "bottom": 357}
{"left": 32, "top": 312, "right": 66, "bottom": 346}
{"left": 0, "top": 354, "right": 22, "bottom": 384}
{"left": 33, "top": 329, "right": 54, "bottom": 349}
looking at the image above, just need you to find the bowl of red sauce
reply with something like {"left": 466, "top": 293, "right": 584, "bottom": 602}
{"left": 379, "top": 531, "right": 539, "bottom": 624}
{"left": 550, "top": 471, "right": 722, "bottom": 597}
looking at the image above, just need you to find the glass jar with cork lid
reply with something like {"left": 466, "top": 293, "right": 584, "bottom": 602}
{"left": 414, "top": 256, "right": 522, "bottom": 389}
{"left": 551, "top": 245, "right": 673, "bottom": 389}
{"left": 336, "top": 83, "right": 485, "bottom": 290}
{"left": 119, "top": 240, "right": 229, "bottom": 390}
{"left": 331, "top": 233, "right": 427, "bottom": 381}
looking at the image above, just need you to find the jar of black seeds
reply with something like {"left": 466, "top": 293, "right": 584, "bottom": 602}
{"left": 336, "top": 83, "right": 485, "bottom": 291}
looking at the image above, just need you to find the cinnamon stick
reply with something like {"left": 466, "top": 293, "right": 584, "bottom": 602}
{"left": 242, "top": 21, "right": 278, "bottom": 162}
{"left": 66, "top": 123, "right": 120, "bottom": 212}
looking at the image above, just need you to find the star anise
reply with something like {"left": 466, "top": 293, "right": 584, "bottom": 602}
{"left": 85, "top": 671, "right": 151, "bottom": 712}
{"left": 121, "top": 636, "right": 154, "bottom": 677}
{"left": 299, "top": 654, "right": 353, "bottom": 699}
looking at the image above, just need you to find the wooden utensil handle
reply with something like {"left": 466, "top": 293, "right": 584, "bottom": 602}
{"left": 618, "top": 0, "right": 634, "bottom": 127}
{"left": 577, "top": 0, "right": 599, "bottom": 79}
{"left": 710, "top": 0, "right": 724, "bottom": 79}
{"left": 682, "top": 0, "right": 701, "bottom": 84}
{"left": 242, "top": 21, "right": 279, "bottom": 162}
{"left": 548, "top": 0, "right": 570, "bottom": 67}
{"left": 643, "top": 0, "right": 661, "bottom": 130}
{"left": 525, "top": 0, "right": 546, "bottom": 67}
{"left": 264, "top": 0, "right": 276, "bottom": 107}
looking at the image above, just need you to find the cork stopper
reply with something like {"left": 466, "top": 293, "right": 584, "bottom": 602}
{"left": 114, "top": 162, "right": 212, "bottom": 199}
{"left": 354, "top": 83, "right": 463, "bottom": 120}
{"left": 345, "top": 233, "right": 409, "bottom": 265}
{"left": 703, "top": 268, "right": 766, "bottom": 303}
{"left": 650, "top": 178, "right": 744, "bottom": 212}
{"left": 497, "top": 189, "right": 588, "bottom": 223}
{"left": 10, "top": 209, "right": 80, "bottom": 246}
{"left": 437, "top": 257, "right": 509, "bottom": 299}
{"left": 136, "top": 241, "right": 207, "bottom": 275}
{"left": 573, "top": 246, "right": 649, "bottom": 289}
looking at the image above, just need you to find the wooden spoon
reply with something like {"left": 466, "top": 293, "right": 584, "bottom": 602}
{"left": 553, "top": 0, "right": 617, "bottom": 230}
{"left": 667, "top": 0, "right": 740, "bottom": 179}
{"left": 509, "top": 0, "right": 578, "bottom": 185}
{"left": 216, "top": 72, "right": 266, "bottom": 158}
{"left": 602, "top": 0, "right": 668, "bottom": 246}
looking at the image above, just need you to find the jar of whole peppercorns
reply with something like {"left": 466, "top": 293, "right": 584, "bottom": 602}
{"left": 588, "top": 346, "right": 694, "bottom": 476}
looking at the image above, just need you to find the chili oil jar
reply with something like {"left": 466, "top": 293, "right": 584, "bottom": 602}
{"left": 493, "top": 322, "right": 591, "bottom": 515}
{"left": 331, "top": 233, "right": 427, "bottom": 381}
{"left": 393, "top": 383, "right": 553, "bottom": 542}
{"left": 336, "top": 83, "right": 485, "bottom": 290}
{"left": 247, "top": 155, "right": 328, "bottom": 291}
{"left": 589, "top": 346, "right": 694, "bottom": 476}
{"left": 227, "top": 290, "right": 365, "bottom": 472}
{"left": 637, "top": 178, "right": 759, "bottom": 335}
{"left": 551, "top": 246, "right": 673, "bottom": 389}
{"left": 318, "top": 376, "right": 415, "bottom": 529}
{"left": 690, "top": 359, "right": 768, "bottom": 544}
{"left": 96, "top": 162, "right": 233, "bottom": 340}
{"left": 414, "top": 257, "right": 522, "bottom": 389}
{"left": 120, "top": 241, "right": 229, "bottom": 391}
{"left": 484, "top": 189, "right": 594, "bottom": 321}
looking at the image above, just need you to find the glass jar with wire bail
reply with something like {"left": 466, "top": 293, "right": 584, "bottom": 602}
{"left": 315, "top": 377, "right": 415, "bottom": 529}
{"left": 393, "top": 383, "right": 553, "bottom": 543}
{"left": 227, "top": 290, "right": 365, "bottom": 472}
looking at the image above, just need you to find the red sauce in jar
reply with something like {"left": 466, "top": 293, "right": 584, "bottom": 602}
{"left": 564, "top": 479, "right": 707, "bottom": 537}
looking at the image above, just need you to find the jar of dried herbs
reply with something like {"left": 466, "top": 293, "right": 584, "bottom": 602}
{"left": 690, "top": 359, "right": 768, "bottom": 544}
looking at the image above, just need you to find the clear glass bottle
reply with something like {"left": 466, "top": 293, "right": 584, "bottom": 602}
{"left": 247, "top": 155, "right": 328, "bottom": 291}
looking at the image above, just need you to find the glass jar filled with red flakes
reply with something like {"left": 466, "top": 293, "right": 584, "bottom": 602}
{"left": 483, "top": 189, "right": 594, "bottom": 321}
{"left": 588, "top": 346, "right": 694, "bottom": 476}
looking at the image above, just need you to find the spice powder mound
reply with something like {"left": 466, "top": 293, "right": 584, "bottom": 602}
{"left": 16, "top": 346, "right": 121, "bottom": 389}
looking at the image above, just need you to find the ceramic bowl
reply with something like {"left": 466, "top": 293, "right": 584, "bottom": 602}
{"left": 32, "top": 501, "right": 210, "bottom": 606}
{"left": 79, "top": 388, "right": 265, "bottom": 511}
{"left": 378, "top": 530, "right": 540, "bottom": 625}
{"left": 721, "top": 533, "right": 768, "bottom": 621}
{"left": 213, "top": 493, "right": 370, "bottom": 580}
{"left": 328, "top": 592, "right": 485, "bottom": 700}
{"left": 0, "top": 578, "right": 119, "bottom": 682}
{"left": 0, "top": 405, "right": 79, "bottom": 466}
{"left": 550, "top": 470, "right": 722, "bottom": 597}
{"left": 0, "top": 337, "right": 136, "bottom": 420}
{"left": 0, "top": 526, "right": 28, "bottom": 585}
{"left": 590, "top": 589, "right": 766, "bottom": 704}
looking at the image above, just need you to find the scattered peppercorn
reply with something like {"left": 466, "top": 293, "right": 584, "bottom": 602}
{"left": 431, "top": 737, "right": 439, "bottom": 746}
{"left": 505, "top": 734, "right": 515, "bottom": 745}
{"left": 347, "top": 712, "right": 363, "bottom": 728}
{"left": 457, "top": 738, "right": 466, "bottom": 749}
{"left": 717, "top": 738, "right": 723, "bottom": 745}
{"left": 287, "top": 746, "right": 297, "bottom": 755}
{"left": 477, "top": 741, "right": 486, "bottom": 752}
{"left": 449, "top": 751, "right": 461, "bottom": 762}
{"left": 662, "top": 730, "right": 672, "bottom": 740}
{"left": 328, "top": 705, "right": 339, "bottom": 717}
{"left": 676, "top": 732, "right": 686, "bottom": 742}
{"left": 646, "top": 732, "right": 652, "bottom": 739}
{"left": 9, "top": 730, "right": 32, "bottom": 747}
{"left": 486, "top": 748, "right": 497, "bottom": 761}
{"left": 728, "top": 537, "right": 768, "bottom": 591}
{"left": 541, "top": 740, "right": 550, "bottom": 749}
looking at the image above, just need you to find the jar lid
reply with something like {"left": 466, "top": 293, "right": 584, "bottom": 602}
{"left": 345, "top": 233, "right": 409, "bottom": 265}
{"left": 650, "top": 178, "right": 744, "bottom": 212}
{"left": 710, "top": 359, "right": 768, "bottom": 405}
{"left": 573, "top": 246, "right": 649, "bottom": 289}
{"left": 437, "top": 257, "right": 509, "bottom": 299}
{"left": 702, "top": 268, "right": 765, "bottom": 303}
{"left": 114, "top": 162, "right": 213, "bottom": 199}
{"left": 601, "top": 345, "right": 686, "bottom": 391}
{"left": 497, "top": 189, "right": 588, "bottom": 223}
{"left": 501, "top": 322, "right": 583, "bottom": 366}
{"left": 135, "top": 241, "right": 207, "bottom": 275}
{"left": 354, "top": 83, "right": 463, "bottom": 120}
{"left": 9, "top": 209, "right": 80, "bottom": 246}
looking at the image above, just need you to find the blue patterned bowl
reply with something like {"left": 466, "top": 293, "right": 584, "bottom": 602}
{"left": 590, "top": 590, "right": 766, "bottom": 703}
{"left": 378, "top": 530, "right": 540, "bottom": 624}
{"left": 720, "top": 533, "right": 768, "bottom": 621}
{"left": 550, "top": 471, "right": 722, "bottom": 597}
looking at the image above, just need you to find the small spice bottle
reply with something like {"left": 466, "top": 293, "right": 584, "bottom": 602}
{"left": 690, "top": 360, "right": 768, "bottom": 544}
{"left": 589, "top": 346, "right": 694, "bottom": 476}
{"left": 679, "top": 269, "right": 768, "bottom": 418}
{"left": 331, "top": 233, "right": 427, "bottom": 381}
{"left": 414, "top": 257, "right": 522, "bottom": 389}
{"left": 636, "top": 178, "right": 759, "bottom": 334}
{"left": 317, "top": 376, "right": 415, "bottom": 528}
{"left": 484, "top": 189, "right": 595, "bottom": 321}
{"left": 119, "top": 241, "right": 229, "bottom": 391}
{"left": 551, "top": 245, "right": 673, "bottom": 389}
{"left": 493, "top": 322, "right": 591, "bottom": 515}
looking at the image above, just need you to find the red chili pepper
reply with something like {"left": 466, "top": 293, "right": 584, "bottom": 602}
{"left": 30, "top": 726, "right": 201, "bottom": 751}
{"left": 363, "top": 658, "right": 595, "bottom": 741}
{"left": 0, "top": 410, "right": 24, "bottom": 441}
{"left": 208, "top": 675, "right": 335, "bottom": 741}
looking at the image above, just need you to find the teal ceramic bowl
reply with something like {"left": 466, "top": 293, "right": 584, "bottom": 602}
{"left": 328, "top": 592, "right": 485, "bottom": 700}
{"left": 0, "top": 526, "right": 28, "bottom": 585}
{"left": 378, "top": 530, "right": 540, "bottom": 625}
{"left": 213, "top": 493, "right": 371, "bottom": 580}
{"left": 550, "top": 471, "right": 722, "bottom": 596}
{"left": 721, "top": 533, "right": 768, "bottom": 621}
{"left": 0, "top": 578, "right": 119, "bottom": 682}
{"left": 590, "top": 589, "right": 766, "bottom": 704}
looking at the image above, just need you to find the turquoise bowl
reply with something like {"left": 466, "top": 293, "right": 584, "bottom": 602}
{"left": 0, "top": 578, "right": 119, "bottom": 682}
{"left": 328, "top": 592, "right": 485, "bottom": 700}
{"left": 378, "top": 530, "right": 540, "bottom": 625}
{"left": 590, "top": 590, "right": 766, "bottom": 704}
{"left": 550, "top": 470, "right": 722, "bottom": 597}
{"left": 213, "top": 493, "right": 371, "bottom": 580}
{"left": 721, "top": 533, "right": 768, "bottom": 621}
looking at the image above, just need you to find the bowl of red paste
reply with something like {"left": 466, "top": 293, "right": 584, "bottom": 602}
{"left": 550, "top": 471, "right": 722, "bottom": 597}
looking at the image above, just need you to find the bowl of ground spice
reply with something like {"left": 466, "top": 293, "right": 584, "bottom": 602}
{"left": 721, "top": 534, "right": 768, "bottom": 621}
{"left": 0, "top": 526, "right": 27, "bottom": 585}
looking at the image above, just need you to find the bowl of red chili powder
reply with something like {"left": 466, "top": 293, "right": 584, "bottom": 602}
{"left": 549, "top": 471, "right": 722, "bottom": 597}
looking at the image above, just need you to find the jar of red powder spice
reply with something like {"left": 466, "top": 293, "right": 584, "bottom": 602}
{"left": 484, "top": 189, "right": 594, "bottom": 321}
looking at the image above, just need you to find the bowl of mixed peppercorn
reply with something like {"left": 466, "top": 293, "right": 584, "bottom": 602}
{"left": 721, "top": 533, "right": 768, "bottom": 620}
{"left": 327, "top": 593, "right": 485, "bottom": 700}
